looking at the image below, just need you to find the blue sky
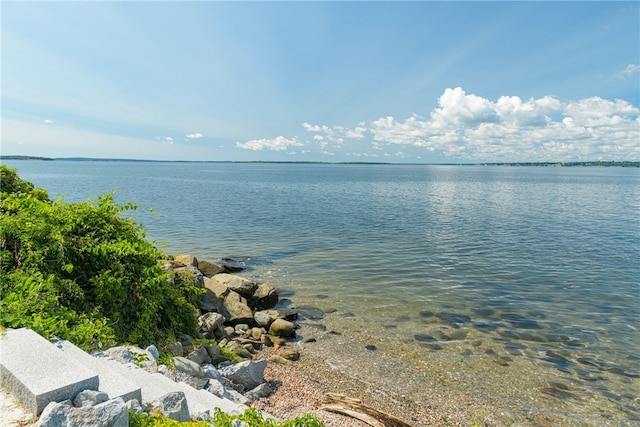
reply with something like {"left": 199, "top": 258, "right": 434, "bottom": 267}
{"left": 2, "top": 1, "right": 639, "bottom": 163}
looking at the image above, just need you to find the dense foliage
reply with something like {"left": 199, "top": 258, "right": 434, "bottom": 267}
{"left": 0, "top": 165, "right": 202, "bottom": 350}
{"left": 130, "top": 408, "right": 325, "bottom": 427}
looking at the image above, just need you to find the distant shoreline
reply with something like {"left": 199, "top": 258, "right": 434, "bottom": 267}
{"left": 1, "top": 155, "right": 638, "bottom": 167}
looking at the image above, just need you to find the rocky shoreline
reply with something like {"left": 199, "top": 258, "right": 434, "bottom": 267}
{"left": 2, "top": 253, "right": 437, "bottom": 426}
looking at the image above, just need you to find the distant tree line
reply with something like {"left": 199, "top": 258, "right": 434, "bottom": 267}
{"left": 1, "top": 155, "right": 638, "bottom": 167}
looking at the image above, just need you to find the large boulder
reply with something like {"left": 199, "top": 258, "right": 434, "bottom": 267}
{"left": 36, "top": 397, "right": 128, "bottom": 427}
{"left": 197, "top": 259, "right": 223, "bottom": 277}
{"left": 250, "top": 283, "right": 279, "bottom": 310}
{"left": 200, "top": 289, "right": 228, "bottom": 316}
{"left": 223, "top": 291, "right": 254, "bottom": 324}
{"left": 212, "top": 274, "right": 259, "bottom": 298}
{"left": 173, "top": 254, "right": 198, "bottom": 267}
{"left": 203, "top": 276, "right": 229, "bottom": 297}
{"left": 219, "top": 359, "right": 267, "bottom": 391}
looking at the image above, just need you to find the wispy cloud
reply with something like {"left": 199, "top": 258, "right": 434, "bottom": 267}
{"left": 186, "top": 133, "right": 204, "bottom": 139}
{"left": 43, "top": 119, "right": 54, "bottom": 124}
{"left": 302, "top": 122, "right": 366, "bottom": 147}
{"left": 613, "top": 64, "right": 640, "bottom": 80}
{"left": 155, "top": 136, "right": 175, "bottom": 144}
{"left": 235, "top": 136, "right": 303, "bottom": 151}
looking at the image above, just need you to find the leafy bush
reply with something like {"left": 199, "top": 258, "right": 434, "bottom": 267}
{"left": 0, "top": 165, "right": 203, "bottom": 350}
{"left": 129, "top": 408, "right": 325, "bottom": 427}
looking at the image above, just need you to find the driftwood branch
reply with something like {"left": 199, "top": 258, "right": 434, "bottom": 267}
{"left": 320, "top": 393, "right": 414, "bottom": 427}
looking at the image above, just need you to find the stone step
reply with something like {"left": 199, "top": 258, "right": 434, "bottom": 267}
{"left": 53, "top": 339, "right": 142, "bottom": 404}
{"left": 1, "top": 329, "right": 261, "bottom": 421}
{"left": 107, "top": 361, "right": 247, "bottom": 418}
{"left": 0, "top": 328, "right": 99, "bottom": 416}
{"left": 55, "top": 339, "right": 246, "bottom": 418}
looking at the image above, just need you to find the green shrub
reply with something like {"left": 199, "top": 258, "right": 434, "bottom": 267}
{"left": 129, "top": 407, "right": 325, "bottom": 427}
{"left": 0, "top": 165, "right": 203, "bottom": 350}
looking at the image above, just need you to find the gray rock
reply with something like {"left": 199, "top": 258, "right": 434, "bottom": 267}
{"left": 213, "top": 274, "right": 259, "bottom": 298}
{"left": 167, "top": 341, "right": 183, "bottom": 356}
{"left": 206, "top": 380, "right": 226, "bottom": 397}
{"left": 175, "top": 266, "right": 204, "bottom": 288}
{"left": 250, "top": 283, "right": 279, "bottom": 310}
{"left": 73, "top": 390, "right": 109, "bottom": 407}
{"left": 199, "top": 312, "right": 225, "bottom": 335}
{"left": 129, "top": 347, "right": 157, "bottom": 372}
{"left": 103, "top": 346, "right": 134, "bottom": 364}
{"left": 173, "top": 356, "right": 205, "bottom": 378}
{"left": 203, "top": 343, "right": 221, "bottom": 359}
{"left": 157, "top": 391, "right": 189, "bottom": 422}
{"left": 157, "top": 365, "right": 174, "bottom": 379}
{"left": 295, "top": 305, "right": 325, "bottom": 320}
{"left": 269, "top": 318, "right": 296, "bottom": 338}
{"left": 254, "top": 311, "right": 273, "bottom": 328}
{"left": 193, "top": 412, "right": 212, "bottom": 421}
{"left": 203, "top": 364, "right": 225, "bottom": 383}
{"left": 125, "top": 399, "right": 145, "bottom": 414}
{"left": 224, "top": 340, "right": 253, "bottom": 360}
{"left": 186, "top": 346, "right": 211, "bottom": 365}
{"left": 181, "top": 334, "right": 195, "bottom": 348}
{"left": 222, "top": 388, "right": 249, "bottom": 406}
{"left": 145, "top": 345, "right": 160, "bottom": 360}
{"left": 219, "top": 359, "right": 267, "bottom": 390}
{"left": 37, "top": 397, "right": 128, "bottom": 427}
{"left": 244, "top": 383, "right": 273, "bottom": 402}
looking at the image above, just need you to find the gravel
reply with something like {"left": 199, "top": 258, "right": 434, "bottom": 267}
{"left": 252, "top": 346, "right": 452, "bottom": 427}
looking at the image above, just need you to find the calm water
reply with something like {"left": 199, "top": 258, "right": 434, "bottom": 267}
{"left": 4, "top": 160, "right": 639, "bottom": 425}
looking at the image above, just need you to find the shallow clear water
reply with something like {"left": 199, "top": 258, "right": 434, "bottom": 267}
{"left": 4, "top": 160, "right": 639, "bottom": 424}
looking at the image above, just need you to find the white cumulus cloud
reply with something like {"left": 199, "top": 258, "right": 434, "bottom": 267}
{"left": 43, "top": 119, "right": 54, "bottom": 124}
{"left": 186, "top": 133, "right": 204, "bottom": 139}
{"left": 369, "top": 87, "right": 639, "bottom": 161}
{"left": 236, "top": 136, "right": 303, "bottom": 151}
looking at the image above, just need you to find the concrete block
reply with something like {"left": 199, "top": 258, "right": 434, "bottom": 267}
{"left": 53, "top": 339, "right": 142, "bottom": 404}
{"left": 0, "top": 328, "right": 99, "bottom": 415}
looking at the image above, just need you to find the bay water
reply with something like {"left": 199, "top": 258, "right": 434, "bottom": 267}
{"left": 4, "top": 160, "right": 639, "bottom": 425}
